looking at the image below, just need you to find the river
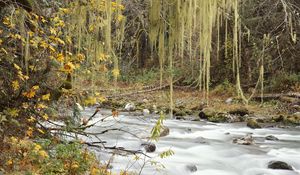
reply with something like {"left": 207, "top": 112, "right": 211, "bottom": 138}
{"left": 80, "top": 108, "right": 300, "bottom": 175}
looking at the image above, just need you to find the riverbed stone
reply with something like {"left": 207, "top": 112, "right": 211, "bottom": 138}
{"left": 185, "top": 164, "right": 197, "bottom": 172}
{"left": 141, "top": 143, "right": 156, "bottom": 153}
{"left": 198, "top": 111, "right": 208, "bottom": 120}
{"left": 233, "top": 134, "right": 254, "bottom": 145}
{"left": 267, "top": 161, "right": 293, "bottom": 170}
{"left": 124, "top": 102, "right": 136, "bottom": 111}
{"left": 265, "top": 135, "right": 279, "bottom": 141}
{"left": 160, "top": 126, "right": 170, "bottom": 137}
{"left": 143, "top": 109, "right": 150, "bottom": 116}
{"left": 247, "top": 118, "right": 262, "bottom": 129}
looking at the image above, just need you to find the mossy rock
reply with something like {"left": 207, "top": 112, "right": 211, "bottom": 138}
{"left": 173, "top": 108, "right": 186, "bottom": 116}
{"left": 208, "top": 113, "right": 227, "bottom": 123}
{"left": 272, "top": 115, "right": 285, "bottom": 122}
{"left": 228, "top": 107, "right": 249, "bottom": 116}
{"left": 201, "top": 108, "right": 217, "bottom": 118}
{"left": 247, "top": 118, "right": 262, "bottom": 129}
{"left": 185, "top": 109, "right": 193, "bottom": 115}
{"left": 284, "top": 113, "right": 300, "bottom": 125}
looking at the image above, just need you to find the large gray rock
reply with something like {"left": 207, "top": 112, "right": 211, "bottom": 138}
{"left": 267, "top": 161, "right": 293, "bottom": 170}
{"left": 185, "top": 164, "right": 197, "bottom": 172}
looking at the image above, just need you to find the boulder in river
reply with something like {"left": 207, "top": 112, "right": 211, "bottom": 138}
{"left": 247, "top": 118, "right": 262, "bottom": 129}
{"left": 233, "top": 134, "right": 254, "bottom": 145}
{"left": 141, "top": 143, "right": 156, "bottom": 153}
{"left": 185, "top": 164, "right": 197, "bottom": 172}
{"left": 198, "top": 111, "right": 208, "bottom": 120}
{"left": 265, "top": 135, "right": 279, "bottom": 141}
{"left": 124, "top": 103, "right": 136, "bottom": 111}
{"left": 160, "top": 126, "right": 170, "bottom": 137}
{"left": 267, "top": 161, "right": 293, "bottom": 170}
{"left": 143, "top": 109, "right": 150, "bottom": 116}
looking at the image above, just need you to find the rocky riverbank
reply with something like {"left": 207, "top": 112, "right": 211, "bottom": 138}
{"left": 99, "top": 89, "right": 300, "bottom": 129}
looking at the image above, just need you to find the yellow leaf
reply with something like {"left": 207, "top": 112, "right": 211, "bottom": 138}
{"left": 77, "top": 53, "right": 85, "bottom": 62}
{"left": 56, "top": 53, "right": 64, "bottom": 62}
{"left": 6, "top": 159, "right": 13, "bottom": 166}
{"left": 23, "top": 90, "right": 36, "bottom": 98}
{"left": 117, "top": 15, "right": 125, "bottom": 22}
{"left": 26, "top": 127, "right": 33, "bottom": 137}
{"left": 22, "top": 103, "right": 29, "bottom": 109}
{"left": 112, "top": 68, "right": 120, "bottom": 78}
{"left": 0, "top": 39, "right": 2, "bottom": 45}
{"left": 34, "top": 144, "right": 42, "bottom": 151}
{"left": 37, "top": 128, "right": 45, "bottom": 134}
{"left": 38, "top": 150, "right": 48, "bottom": 158}
{"left": 36, "top": 103, "right": 47, "bottom": 109}
{"left": 42, "top": 114, "right": 49, "bottom": 120}
{"left": 63, "top": 62, "right": 75, "bottom": 73}
{"left": 48, "top": 45, "right": 56, "bottom": 53}
{"left": 40, "top": 16, "right": 47, "bottom": 23}
{"left": 71, "top": 162, "right": 79, "bottom": 169}
{"left": 32, "top": 85, "right": 39, "bottom": 90}
{"left": 42, "top": 93, "right": 50, "bottom": 101}
{"left": 84, "top": 96, "right": 97, "bottom": 106}
{"left": 59, "top": 8, "right": 70, "bottom": 14}
{"left": 1, "top": 48, "right": 8, "bottom": 54}
{"left": 27, "top": 116, "right": 36, "bottom": 123}
{"left": 12, "top": 80, "right": 19, "bottom": 91}
{"left": 55, "top": 37, "right": 65, "bottom": 45}
{"left": 13, "top": 63, "right": 21, "bottom": 70}
{"left": 7, "top": 108, "right": 19, "bottom": 117}
{"left": 39, "top": 41, "right": 48, "bottom": 49}
{"left": 90, "top": 167, "right": 101, "bottom": 175}
{"left": 28, "top": 31, "right": 34, "bottom": 37}
{"left": 98, "top": 53, "right": 107, "bottom": 61}
{"left": 3, "top": 17, "right": 15, "bottom": 28}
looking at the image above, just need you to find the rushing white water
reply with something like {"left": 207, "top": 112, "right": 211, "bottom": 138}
{"left": 80, "top": 108, "right": 300, "bottom": 175}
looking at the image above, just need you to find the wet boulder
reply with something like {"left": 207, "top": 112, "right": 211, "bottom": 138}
{"left": 265, "top": 135, "right": 279, "bottom": 141}
{"left": 185, "top": 164, "right": 197, "bottom": 172}
{"left": 233, "top": 134, "right": 254, "bottom": 145}
{"left": 143, "top": 109, "right": 150, "bottom": 116}
{"left": 201, "top": 108, "right": 217, "bottom": 119}
{"left": 141, "top": 143, "right": 156, "bottom": 153}
{"left": 247, "top": 118, "right": 262, "bottom": 129}
{"left": 160, "top": 126, "right": 170, "bottom": 137}
{"left": 198, "top": 111, "right": 208, "bottom": 120}
{"left": 175, "top": 115, "right": 185, "bottom": 120}
{"left": 267, "top": 161, "right": 293, "bottom": 170}
{"left": 124, "top": 103, "right": 136, "bottom": 111}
